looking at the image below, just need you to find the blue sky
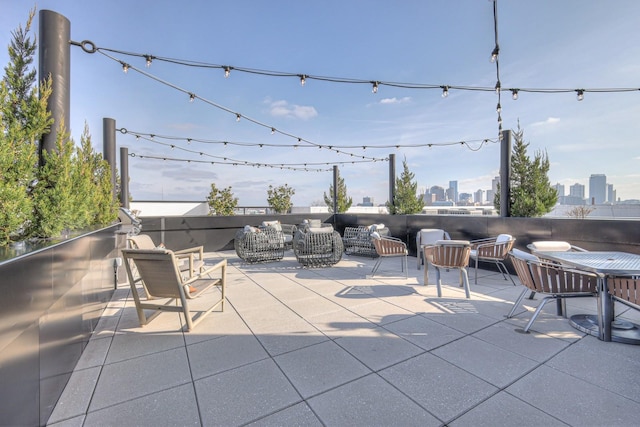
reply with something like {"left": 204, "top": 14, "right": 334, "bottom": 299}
{"left": 2, "top": 0, "right": 639, "bottom": 206}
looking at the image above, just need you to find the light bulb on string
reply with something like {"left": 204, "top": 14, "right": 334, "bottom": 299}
{"left": 235, "top": 113, "right": 241, "bottom": 122}
{"left": 495, "top": 80, "right": 501, "bottom": 94}
{"left": 490, "top": 46, "right": 499, "bottom": 63}
{"left": 372, "top": 81, "right": 379, "bottom": 93}
{"left": 189, "top": 93, "right": 195, "bottom": 102}
{"left": 270, "top": 127, "right": 276, "bottom": 135}
{"left": 441, "top": 86, "right": 449, "bottom": 98}
{"left": 576, "top": 89, "right": 585, "bottom": 101}
{"left": 122, "top": 63, "right": 129, "bottom": 73}
{"left": 145, "top": 55, "right": 152, "bottom": 68}
{"left": 496, "top": 102, "right": 501, "bottom": 113}
{"left": 299, "top": 75, "right": 306, "bottom": 86}
{"left": 224, "top": 66, "right": 231, "bottom": 78}
{"left": 511, "top": 89, "right": 519, "bottom": 100}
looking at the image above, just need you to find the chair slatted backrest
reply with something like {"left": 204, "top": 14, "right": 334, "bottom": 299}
{"left": 128, "top": 234, "right": 156, "bottom": 250}
{"left": 417, "top": 229, "right": 450, "bottom": 246}
{"left": 430, "top": 240, "right": 470, "bottom": 268}
{"left": 510, "top": 252, "right": 537, "bottom": 291}
{"left": 529, "top": 261, "right": 599, "bottom": 295}
{"left": 476, "top": 234, "right": 515, "bottom": 260}
{"left": 608, "top": 277, "right": 640, "bottom": 307}
{"left": 123, "top": 249, "right": 184, "bottom": 299}
{"left": 372, "top": 238, "right": 406, "bottom": 256}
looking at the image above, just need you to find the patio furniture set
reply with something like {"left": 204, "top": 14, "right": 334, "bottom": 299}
{"left": 121, "top": 228, "right": 640, "bottom": 345}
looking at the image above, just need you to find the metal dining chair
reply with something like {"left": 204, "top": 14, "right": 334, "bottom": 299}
{"left": 427, "top": 240, "right": 472, "bottom": 298}
{"left": 507, "top": 250, "right": 600, "bottom": 333}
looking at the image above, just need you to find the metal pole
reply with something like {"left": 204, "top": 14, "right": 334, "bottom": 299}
{"left": 38, "top": 10, "right": 70, "bottom": 160}
{"left": 332, "top": 165, "right": 338, "bottom": 214}
{"left": 120, "top": 147, "right": 129, "bottom": 208}
{"left": 500, "top": 129, "right": 511, "bottom": 217}
{"left": 388, "top": 153, "right": 396, "bottom": 207}
{"left": 103, "top": 118, "right": 117, "bottom": 202}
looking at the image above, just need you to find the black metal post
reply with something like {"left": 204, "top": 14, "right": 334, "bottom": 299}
{"left": 388, "top": 153, "right": 396, "bottom": 207}
{"left": 120, "top": 147, "right": 129, "bottom": 208}
{"left": 500, "top": 129, "right": 511, "bottom": 217}
{"left": 38, "top": 10, "right": 70, "bottom": 160}
{"left": 332, "top": 165, "right": 338, "bottom": 214}
{"left": 103, "top": 118, "right": 117, "bottom": 202}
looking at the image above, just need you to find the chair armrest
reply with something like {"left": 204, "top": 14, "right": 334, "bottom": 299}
{"left": 183, "top": 259, "right": 227, "bottom": 285}
{"left": 470, "top": 237, "right": 497, "bottom": 250}
{"left": 174, "top": 246, "right": 204, "bottom": 260}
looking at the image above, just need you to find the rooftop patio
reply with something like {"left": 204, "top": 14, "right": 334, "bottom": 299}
{"left": 47, "top": 250, "right": 640, "bottom": 427}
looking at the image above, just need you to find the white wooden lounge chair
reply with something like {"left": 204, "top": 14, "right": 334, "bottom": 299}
{"left": 128, "top": 234, "right": 205, "bottom": 277}
{"left": 121, "top": 248, "right": 226, "bottom": 331}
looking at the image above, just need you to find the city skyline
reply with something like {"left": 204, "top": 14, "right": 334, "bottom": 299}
{"left": 2, "top": 1, "right": 639, "bottom": 206}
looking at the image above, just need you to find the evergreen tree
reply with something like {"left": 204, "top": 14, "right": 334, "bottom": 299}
{"left": 29, "top": 122, "right": 76, "bottom": 238}
{"left": 207, "top": 183, "right": 238, "bottom": 216}
{"left": 267, "top": 184, "right": 295, "bottom": 214}
{"left": 323, "top": 168, "right": 352, "bottom": 213}
{"left": 494, "top": 122, "right": 557, "bottom": 217}
{"left": 0, "top": 9, "right": 52, "bottom": 244}
{"left": 72, "top": 123, "right": 118, "bottom": 227}
{"left": 386, "top": 158, "right": 423, "bottom": 215}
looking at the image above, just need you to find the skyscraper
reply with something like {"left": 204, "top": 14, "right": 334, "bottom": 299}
{"left": 607, "top": 184, "right": 616, "bottom": 204}
{"left": 589, "top": 174, "right": 607, "bottom": 204}
{"left": 448, "top": 180, "right": 458, "bottom": 203}
{"left": 569, "top": 183, "right": 585, "bottom": 199}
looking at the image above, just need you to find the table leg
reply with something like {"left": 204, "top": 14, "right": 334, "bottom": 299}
{"left": 600, "top": 277, "right": 612, "bottom": 342}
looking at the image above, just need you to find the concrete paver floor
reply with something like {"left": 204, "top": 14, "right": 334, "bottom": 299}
{"left": 47, "top": 251, "right": 640, "bottom": 426}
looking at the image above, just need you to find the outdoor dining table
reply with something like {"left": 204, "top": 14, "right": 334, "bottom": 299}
{"left": 535, "top": 251, "right": 640, "bottom": 344}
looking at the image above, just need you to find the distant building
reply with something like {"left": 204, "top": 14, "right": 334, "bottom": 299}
{"left": 589, "top": 174, "right": 607, "bottom": 204}
{"left": 458, "top": 192, "right": 473, "bottom": 205}
{"left": 553, "top": 183, "right": 565, "bottom": 197}
{"left": 357, "top": 196, "right": 374, "bottom": 207}
{"left": 429, "top": 185, "right": 446, "bottom": 202}
{"left": 607, "top": 184, "right": 615, "bottom": 204}
{"left": 569, "top": 183, "right": 585, "bottom": 199}
{"left": 474, "top": 189, "right": 484, "bottom": 204}
{"left": 448, "top": 180, "right": 458, "bottom": 203}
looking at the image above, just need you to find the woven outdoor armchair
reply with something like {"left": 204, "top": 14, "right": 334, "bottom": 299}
{"left": 343, "top": 225, "right": 389, "bottom": 257}
{"left": 234, "top": 226, "right": 285, "bottom": 263}
{"left": 293, "top": 226, "right": 344, "bottom": 267}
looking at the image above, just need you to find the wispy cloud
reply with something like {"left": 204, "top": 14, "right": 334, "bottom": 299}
{"left": 379, "top": 97, "right": 412, "bottom": 105}
{"left": 530, "top": 117, "right": 560, "bottom": 127}
{"left": 267, "top": 99, "right": 318, "bottom": 120}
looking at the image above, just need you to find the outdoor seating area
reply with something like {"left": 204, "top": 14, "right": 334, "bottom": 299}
{"left": 343, "top": 224, "right": 389, "bottom": 257}
{"left": 47, "top": 248, "right": 640, "bottom": 426}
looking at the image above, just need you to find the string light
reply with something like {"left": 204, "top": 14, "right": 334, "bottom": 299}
{"left": 490, "top": 46, "right": 499, "bottom": 63}
{"left": 495, "top": 80, "right": 501, "bottom": 94}
{"left": 119, "top": 128, "right": 494, "bottom": 152}
{"left": 145, "top": 55, "right": 153, "bottom": 68}
{"left": 496, "top": 102, "right": 501, "bottom": 113}
{"left": 372, "top": 81, "right": 379, "bottom": 93}
{"left": 82, "top": 43, "right": 640, "bottom": 98}
{"left": 576, "top": 89, "right": 585, "bottom": 101}
{"left": 441, "top": 85, "right": 449, "bottom": 98}
{"left": 189, "top": 93, "right": 195, "bottom": 102}
{"left": 511, "top": 89, "right": 519, "bottom": 100}
{"left": 235, "top": 113, "right": 241, "bottom": 121}
{"left": 299, "top": 74, "right": 306, "bottom": 86}
{"left": 122, "top": 62, "right": 129, "bottom": 73}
